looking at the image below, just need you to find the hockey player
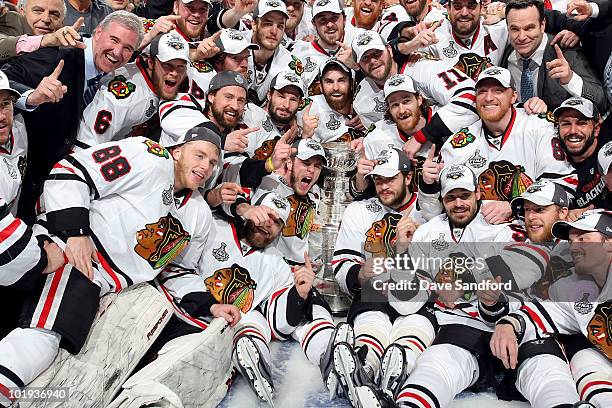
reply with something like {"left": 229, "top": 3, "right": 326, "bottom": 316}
{"left": 247, "top": 0, "right": 304, "bottom": 106}
{"left": 554, "top": 97, "right": 612, "bottom": 211}
{"left": 153, "top": 191, "right": 343, "bottom": 406}
{"left": 343, "top": 0, "right": 384, "bottom": 46}
{"left": 173, "top": 0, "right": 213, "bottom": 41}
{"left": 599, "top": 141, "right": 612, "bottom": 192}
{"left": 292, "top": 0, "right": 346, "bottom": 95}
{"left": 331, "top": 148, "right": 437, "bottom": 405}
{"left": 0, "top": 126, "right": 224, "bottom": 402}
{"left": 281, "top": 0, "right": 315, "bottom": 51}
{"left": 490, "top": 210, "right": 612, "bottom": 408}
{"left": 438, "top": 67, "right": 574, "bottom": 224}
{"left": 76, "top": 31, "right": 190, "bottom": 149}
{"left": 301, "top": 58, "right": 366, "bottom": 143}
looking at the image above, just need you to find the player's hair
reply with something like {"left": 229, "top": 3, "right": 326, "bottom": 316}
{"left": 97, "top": 11, "right": 145, "bottom": 47}
{"left": 19, "top": 0, "right": 67, "bottom": 15}
{"left": 505, "top": 0, "right": 545, "bottom": 22}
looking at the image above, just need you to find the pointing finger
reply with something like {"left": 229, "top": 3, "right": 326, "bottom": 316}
{"left": 554, "top": 44, "right": 565, "bottom": 60}
{"left": 426, "top": 145, "right": 436, "bottom": 160}
{"left": 50, "top": 59, "right": 64, "bottom": 79}
{"left": 304, "top": 251, "right": 312, "bottom": 270}
{"left": 72, "top": 17, "right": 84, "bottom": 34}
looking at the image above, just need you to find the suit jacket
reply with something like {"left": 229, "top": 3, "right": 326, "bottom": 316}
{"left": 0, "top": 12, "right": 32, "bottom": 63}
{"left": 500, "top": 34, "right": 608, "bottom": 113}
{"left": 2, "top": 47, "right": 85, "bottom": 218}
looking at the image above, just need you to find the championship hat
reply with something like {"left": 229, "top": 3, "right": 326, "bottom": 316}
{"left": 440, "top": 164, "right": 478, "bottom": 197}
{"left": 351, "top": 30, "right": 387, "bottom": 63}
{"left": 253, "top": 0, "right": 289, "bottom": 19}
{"left": 475, "top": 66, "right": 515, "bottom": 89}
{"left": 215, "top": 28, "right": 259, "bottom": 54}
{"left": 384, "top": 74, "right": 418, "bottom": 99}
{"left": 253, "top": 191, "right": 292, "bottom": 224}
{"left": 367, "top": 148, "right": 411, "bottom": 178}
{"left": 292, "top": 138, "right": 327, "bottom": 165}
{"left": 598, "top": 141, "right": 612, "bottom": 176}
{"left": 312, "top": 0, "right": 343, "bottom": 18}
{"left": 270, "top": 71, "right": 305, "bottom": 96}
{"left": 553, "top": 96, "right": 598, "bottom": 120}
{"left": 207, "top": 71, "right": 248, "bottom": 93}
{"left": 149, "top": 31, "right": 190, "bottom": 63}
{"left": 319, "top": 57, "right": 351, "bottom": 77}
{"left": 552, "top": 210, "right": 612, "bottom": 240}
{"left": 511, "top": 180, "right": 572, "bottom": 216}
{"left": 0, "top": 71, "right": 20, "bottom": 98}
{"left": 164, "top": 122, "right": 223, "bottom": 150}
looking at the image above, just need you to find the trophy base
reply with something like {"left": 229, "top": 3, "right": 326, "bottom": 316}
{"left": 314, "top": 276, "right": 351, "bottom": 317}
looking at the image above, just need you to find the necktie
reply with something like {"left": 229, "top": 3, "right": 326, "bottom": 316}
{"left": 520, "top": 58, "right": 534, "bottom": 103}
{"left": 83, "top": 73, "right": 103, "bottom": 107}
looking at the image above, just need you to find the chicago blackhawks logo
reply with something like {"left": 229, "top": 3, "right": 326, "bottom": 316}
{"left": 478, "top": 160, "right": 533, "bottom": 201}
{"left": 289, "top": 56, "right": 304, "bottom": 75}
{"left": 142, "top": 19, "right": 155, "bottom": 33}
{"left": 283, "top": 194, "right": 315, "bottom": 240}
{"left": 587, "top": 302, "right": 612, "bottom": 360}
{"left": 538, "top": 111, "right": 556, "bottom": 123}
{"left": 205, "top": 264, "right": 257, "bottom": 313}
{"left": 364, "top": 213, "right": 401, "bottom": 258}
{"left": 144, "top": 139, "right": 169, "bottom": 159}
{"left": 134, "top": 215, "right": 191, "bottom": 269}
{"left": 191, "top": 61, "right": 213, "bottom": 73}
{"left": 450, "top": 128, "right": 476, "bottom": 148}
{"left": 253, "top": 137, "right": 278, "bottom": 160}
{"left": 455, "top": 53, "right": 490, "bottom": 81}
{"left": 108, "top": 75, "right": 136, "bottom": 99}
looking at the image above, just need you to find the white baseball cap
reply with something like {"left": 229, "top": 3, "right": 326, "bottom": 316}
{"left": 598, "top": 141, "right": 612, "bottom": 176}
{"left": 384, "top": 74, "right": 417, "bottom": 100}
{"left": 367, "top": 148, "right": 411, "bottom": 178}
{"left": 319, "top": 57, "right": 351, "bottom": 77}
{"left": 0, "top": 71, "right": 20, "bottom": 98}
{"left": 149, "top": 31, "right": 190, "bottom": 63}
{"left": 253, "top": 192, "right": 292, "bottom": 224}
{"left": 181, "top": 0, "right": 213, "bottom": 5}
{"left": 215, "top": 28, "right": 259, "bottom": 54}
{"left": 312, "top": 0, "right": 343, "bottom": 18}
{"left": 511, "top": 180, "right": 572, "bottom": 216}
{"left": 270, "top": 70, "right": 305, "bottom": 96}
{"left": 475, "top": 66, "right": 515, "bottom": 89}
{"left": 292, "top": 138, "right": 327, "bottom": 165}
{"left": 440, "top": 164, "right": 478, "bottom": 197}
{"left": 351, "top": 30, "right": 387, "bottom": 63}
{"left": 253, "top": 0, "right": 289, "bottom": 19}
{"left": 552, "top": 209, "right": 612, "bottom": 240}
{"left": 553, "top": 96, "right": 598, "bottom": 120}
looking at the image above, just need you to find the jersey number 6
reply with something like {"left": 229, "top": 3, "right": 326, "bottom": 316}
{"left": 92, "top": 145, "right": 131, "bottom": 182}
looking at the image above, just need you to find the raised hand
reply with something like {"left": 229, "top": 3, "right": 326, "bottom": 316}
{"left": 225, "top": 127, "right": 258, "bottom": 153}
{"left": 566, "top": 0, "right": 593, "bottom": 21}
{"left": 27, "top": 60, "right": 67, "bottom": 106}
{"left": 269, "top": 128, "right": 296, "bottom": 172}
{"left": 335, "top": 41, "right": 359, "bottom": 70}
{"left": 42, "top": 17, "right": 86, "bottom": 49}
{"left": 550, "top": 29, "right": 580, "bottom": 49}
{"left": 152, "top": 15, "right": 179, "bottom": 34}
{"left": 206, "top": 182, "right": 243, "bottom": 207}
{"left": 234, "top": 0, "right": 257, "bottom": 15}
{"left": 398, "top": 20, "right": 441, "bottom": 54}
{"left": 421, "top": 146, "right": 444, "bottom": 185}
{"left": 396, "top": 213, "right": 419, "bottom": 245}
{"left": 355, "top": 143, "right": 376, "bottom": 192}
{"left": 237, "top": 203, "right": 280, "bottom": 226}
{"left": 402, "top": 136, "right": 423, "bottom": 160}
{"left": 301, "top": 103, "right": 319, "bottom": 139}
{"left": 294, "top": 251, "right": 316, "bottom": 299}
{"left": 546, "top": 44, "right": 573, "bottom": 85}
{"left": 523, "top": 96, "right": 548, "bottom": 115}
{"left": 194, "top": 31, "right": 222, "bottom": 61}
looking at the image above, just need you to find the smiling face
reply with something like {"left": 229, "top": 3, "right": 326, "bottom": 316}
{"left": 313, "top": 11, "right": 345, "bottom": 48}
{"left": 353, "top": 0, "right": 383, "bottom": 29}
{"left": 321, "top": 68, "right": 351, "bottom": 112}
{"left": 373, "top": 172, "right": 412, "bottom": 208}
{"left": 214, "top": 49, "right": 251, "bottom": 78}
{"left": 267, "top": 87, "right": 302, "bottom": 124}
{"left": 22, "top": 0, "right": 64, "bottom": 35}
{"left": 171, "top": 140, "right": 220, "bottom": 191}
{"left": 290, "top": 156, "right": 324, "bottom": 195}
{"left": 557, "top": 110, "right": 599, "bottom": 160}
{"left": 174, "top": 0, "right": 210, "bottom": 39}
{"left": 358, "top": 47, "right": 393, "bottom": 84}
{"left": 92, "top": 22, "right": 139, "bottom": 73}
{"left": 475, "top": 79, "right": 516, "bottom": 124}
{"left": 245, "top": 216, "right": 284, "bottom": 248}
{"left": 399, "top": 0, "right": 427, "bottom": 18}
{"left": 254, "top": 12, "right": 287, "bottom": 51}
{"left": 387, "top": 91, "right": 423, "bottom": 134}
{"left": 506, "top": 5, "right": 545, "bottom": 59}
{"left": 208, "top": 86, "right": 247, "bottom": 130}
{"left": 568, "top": 229, "right": 611, "bottom": 276}
{"left": 524, "top": 201, "right": 567, "bottom": 242}
{"left": 149, "top": 57, "right": 188, "bottom": 100}
{"left": 285, "top": 0, "right": 305, "bottom": 32}
{"left": 0, "top": 91, "right": 14, "bottom": 146}
{"left": 448, "top": 0, "right": 481, "bottom": 37}
{"left": 443, "top": 188, "right": 480, "bottom": 227}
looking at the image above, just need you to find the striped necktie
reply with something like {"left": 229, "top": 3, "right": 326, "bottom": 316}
{"left": 520, "top": 58, "right": 534, "bottom": 103}
{"left": 83, "top": 73, "right": 104, "bottom": 107}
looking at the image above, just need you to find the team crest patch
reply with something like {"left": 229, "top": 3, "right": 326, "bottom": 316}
{"left": 142, "top": 19, "right": 155, "bottom": 33}
{"left": 445, "top": 164, "right": 465, "bottom": 180}
{"left": 284, "top": 73, "right": 300, "bottom": 83}
{"left": 376, "top": 149, "right": 391, "bottom": 165}
{"left": 205, "top": 264, "right": 257, "bottom": 313}
{"left": 467, "top": 149, "right": 485, "bottom": 168}
{"left": 456, "top": 53, "right": 490, "bottom": 81}
{"left": 478, "top": 160, "right": 533, "bottom": 201}
{"left": 283, "top": 194, "right": 315, "bottom": 240}
{"left": 289, "top": 56, "right": 304, "bottom": 75}
{"left": 162, "top": 185, "right": 173, "bottom": 205}
{"left": 587, "top": 302, "right": 612, "bottom": 360}
{"left": 134, "top": 214, "right": 191, "bottom": 269}
{"left": 565, "top": 98, "right": 583, "bottom": 106}
{"left": 525, "top": 182, "right": 544, "bottom": 194}
{"left": 191, "top": 61, "right": 213, "bottom": 73}
{"left": 431, "top": 233, "right": 449, "bottom": 251}
{"left": 3, "top": 158, "right": 17, "bottom": 180}
{"left": 253, "top": 137, "right": 279, "bottom": 160}
{"left": 366, "top": 201, "right": 382, "bottom": 213}
{"left": 304, "top": 57, "right": 317, "bottom": 73}
{"left": 262, "top": 116, "right": 274, "bottom": 132}
{"left": 166, "top": 34, "right": 185, "bottom": 50}
{"left": 484, "top": 67, "right": 502, "bottom": 76}
{"left": 450, "top": 128, "right": 476, "bottom": 148}
{"left": 108, "top": 75, "right": 136, "bottom": 99}
{"left": 298, "top": 97, "right": 311, "bottom": 111}
{"left": 364, "top": 213, "right": 401, "bottom": 258}
{"left": 374, "top": 97, "right": 387, "bottom": 113}
{"left": 574, "top": 293, "right": 593, "bottom": 315}
{"left": 306, "top": 140, "right": 322, "bottom": 151}
{"left": 538, "top": 111, "right": 556, "bottom": 123}
{"left": 315, "top": 0, "right": 330, "bottom": 5}
{"left": 266, "top": 0, "right": 281, "bottom": 6}
{"left": 17, "top": 156, "right": 26, "bottom": 179}
{"left": 143, "top": 139, "right": 169, "bottom": 159}
{"left": 326, "top": 114, "right": 341, "bottom": 131}
{"left": 442, "top": 41, "right": 458, "bottom": 58}
{"left": 227, "top": 29, "right": 244, "bottom": 40}
{"left": 212, "top": 242, "right": 229, "bottom": 261}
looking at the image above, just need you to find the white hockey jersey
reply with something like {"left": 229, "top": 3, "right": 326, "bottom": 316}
{"left": 298, "top": 94, "right": 366, "bottom": 143}
{"left": 0, "top": 114, "right": 27, "bottom": 210}
{"left": 422, "top": 19, "right": 508, "bottom": 66}
{"left": 76, "top": 59, "right": 160, "bottom": 149}
{"left": 441, "top": 108, "right": 575, "bottom": 202}
{"left": 292, "top": 39, "right": 339, "bottom": 93}
{"left": 186, "top": 60, "right": 217, "bottom": 102}
{"left": 44, "top": 137, "right": 189, "bottom": 292}
{"left": 333, "top": 194, "right": 425, "bottom": 295}
{"left": 353, "top": 76, "right": 389, "bottom": 128}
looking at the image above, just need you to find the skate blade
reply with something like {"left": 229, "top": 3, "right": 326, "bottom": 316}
{"left": 236, "top": 338, "right": 275, "bottom": 407}
{"left": 380, "top": 347, "right": 404, "bottom": 396}
{"left": 333, "top": 343, "right": 359, "bottom": 407}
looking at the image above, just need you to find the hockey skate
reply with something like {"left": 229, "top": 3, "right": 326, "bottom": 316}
{"left": 354, "top": 384, "right": 398, "bottom": 408}
{"left": 378, "top": 344, "right": 408, "bottom": 399}
{"left": 233, "top": 335, "right": 275, "bottom": 407}
{"left": 320, "top": 322, "right": 355, "bottom": 399}
{"left": 332, "top": 342, "right": 377, "bottom": 407}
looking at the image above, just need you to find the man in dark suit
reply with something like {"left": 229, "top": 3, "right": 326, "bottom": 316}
{"left": 1, "top": 10, "right": 143, "bottom": 219}
{"left": 500, "top": 0, "right": 607, "bottom": 113}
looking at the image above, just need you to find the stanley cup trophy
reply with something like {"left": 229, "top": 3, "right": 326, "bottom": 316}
{"left": 310, "top": 141, "right": 356, "bottom": 316}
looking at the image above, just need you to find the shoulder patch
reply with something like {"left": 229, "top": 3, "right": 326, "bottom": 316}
{"left": 142, "top": 19, "right": 156, "bottom": 33}
{"left": 144, "top": 139, "right": 169, "bottom": 159}
{"left": 450, "top": 127, "right": 476, "bottom": 148}
{"left": 537, "top": 111, "right": 556, "bottom": 123}
{"left": 298, "top": 97, "right": 311, "bottom": 111}
{"left": 289, "top": 55, "right": 304, "bottom": 75}
{"left": 108, "top": 75, "right": 136, "bottom": 99}
{"left": 191, "top": 61, "right": 214, "bottom": 73}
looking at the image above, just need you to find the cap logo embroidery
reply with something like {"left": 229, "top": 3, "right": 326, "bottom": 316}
{"left": 565, "top": 98, "right": 583, "bottom": 106}
{"left": 272, "top": 196, "right": 288, "bottom": 209}
{"left": 266, "top": 0, "right": 281, "bottom": 6}
{"left": 446, "top": 165, "right": 465, "bottom": 180}
{"left": 603, "top": 143, "right": 612, "bottom": 157}
{"left": 166, "top": 35, "right": 185, "bottom": 50}
{"left": 357, "top": 34, "right": 373, "bottom": 46}
{"left": 316, "top": 0, "right": 330, "bottom": 5}
{"left": 284, "top": 73, "right": 300, "bottom": 83}
{"left": 306, "top": 141, "right": 322, "bottom": 150}
{"left": 227, "top": 29, "right": 244, "bottom": 40}
{"left": 485, "top": 67, "right": 502, "bottom": 75}
{"left": 388, "top": 75, "right": 405, "bottom": 87}
{"left": 526, "top": 183, "right": 544, "bottom": 193}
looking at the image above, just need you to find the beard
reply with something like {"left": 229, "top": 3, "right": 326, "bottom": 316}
{"left": 477, "top": 103, "right": 511, "bottom": 123}
{"left": 245, "top": 221, "right": 276, "bottom": 248}
{"left": 394, "top": 106, "right": 422, "bottom": 133}
{"left": 286, "top": 16, "right": 301, "bottom": 32}
{"left": 152, "top": 67, "right": 180, "bottom": 100}
{"left": 451, "top": 18, "right": 479, "bottom": 37}
{"left": 405, "top": 0, "right": 427, "bottom": 18}
{"left": 447, "top": 205, "right": 477, "bottom": 227}
{"left": 354, "top": 6, "right": 380, "bottom": 29}
{"left": 379, "top": 182, "right": 408, "bottom": 208}
{"left": 211, "top": 103, "right": 242, "bottom": 130}
{"left": 559, "top": 132, "right": 596, "bottom": 158}
{"left": 324, "top": 90, "right": 352, "bottom": 113}
{"left": 268, "top": 102, "right": 295, "bottom": 125}
{"left": 367, "top": 56, "right": 392, "bottom": 83}
{"left": 255, "top": 27, "right": 281, "bottom": 51}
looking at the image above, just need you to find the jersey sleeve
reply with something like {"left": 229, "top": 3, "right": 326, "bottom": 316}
{"left": 511, "top": 300, "right": 581, "bottom": 345}
{"left": 332, "top": 203, "right": 366, "bottom": 295}
{"left": 43, "top": 137, "right": 172, "bottom": 234}
{"left": 534, "top": 122, "right": 575, "bottom": 180}
{"left": 0, "top": 198, "right": 48, "bottom": 290}
{"left": 158, "top": 93, "right": 208, "bottom": 146}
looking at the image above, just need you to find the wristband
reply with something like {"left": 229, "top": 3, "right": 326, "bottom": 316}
{"left": 265, "top": 156, "right": 275, "bottom": 172}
